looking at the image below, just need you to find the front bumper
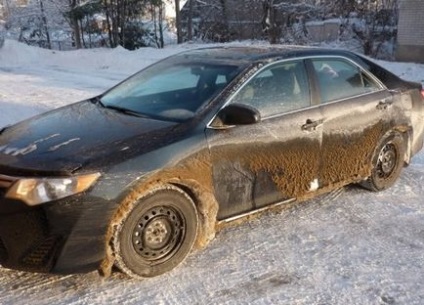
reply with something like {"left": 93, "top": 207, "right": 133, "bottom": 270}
{"left": 0, "top": 185, "right": 116, "bottom": 274}
{"left": 0, "top": 206, "right": 62, "bottom": 273}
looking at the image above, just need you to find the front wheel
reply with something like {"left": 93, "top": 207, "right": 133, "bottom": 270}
{"left": 113, "top": 187, "right": 198, "bottom": 278}
{"left": 361, "top": 132, "right": 406, "bottom": 192}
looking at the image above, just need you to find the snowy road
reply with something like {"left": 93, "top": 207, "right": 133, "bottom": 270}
{"left": 0, "top": 40, "right": 424, "bottom": 305}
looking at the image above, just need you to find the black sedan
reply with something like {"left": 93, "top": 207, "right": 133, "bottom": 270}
{"left": 0, "top": 46, "right": 423, "bottom": 278}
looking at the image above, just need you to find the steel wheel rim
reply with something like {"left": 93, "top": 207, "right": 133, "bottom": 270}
{"left": 131, "top": 206, "right": 185, "bottom": 262}
{"left": 376, "top": 143, "right": 397, "bottom": 179}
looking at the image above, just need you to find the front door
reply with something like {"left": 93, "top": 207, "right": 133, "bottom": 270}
{"left": 206, "top": 60, "right": 323, "bottom": 220}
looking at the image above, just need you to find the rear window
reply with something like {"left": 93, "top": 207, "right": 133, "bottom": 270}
{"left": 357, "top": 56, "right": 403, "bottom": 89}
{"left": 311, "top": 58, "right": 382, "bottom": 103}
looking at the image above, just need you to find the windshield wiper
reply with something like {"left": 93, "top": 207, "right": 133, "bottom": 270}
{"left": 103, "top": 104, "right": 149, "bottom": 118}
{"left": 94, "top": 98, "right": 148, "bottom": 118}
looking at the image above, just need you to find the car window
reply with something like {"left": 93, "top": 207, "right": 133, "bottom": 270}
{"left": 358, "top": 56, "right": 403, "bottom": 90}
{"left": 311, "top": 58, "right": 382, "bottom": 103}
{"left": 100, "top": 61, "right": 240, "bottom": 122}
{"left": 229, "top": 60, "right": 311, "bottom": 117}
{"left": 131, "top": 67, "right": 200, "bottom": 96}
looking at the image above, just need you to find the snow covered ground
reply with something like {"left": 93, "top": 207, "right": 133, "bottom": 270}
{"left": 0, "top": 40, "right": 424, "bottom": 305}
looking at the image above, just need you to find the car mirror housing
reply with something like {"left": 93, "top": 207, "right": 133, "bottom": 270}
{"left": 0, "top": 125, "right": 10, "bottom": 135}
{"left": 216, "top": 103, "right": 261, "bottom": 126}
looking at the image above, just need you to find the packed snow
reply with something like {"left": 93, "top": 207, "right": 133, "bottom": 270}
{"left": 0, "top": 40, "right": 424, "bottom": 305}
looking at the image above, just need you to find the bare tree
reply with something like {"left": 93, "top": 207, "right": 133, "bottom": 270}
{"left": 39, "top": 0, "right": 52, "bottom": 48}
{"left": 102, "top": 0, "right": 147, "bottom": 47}
{"left": 175, "top": 0, "right": 182, "bottom": 43}
{"left": 218, "top": 0, "right": 229, "bottom": 36}
{"left": 145, "top": 0, "right": 165, "bottom": 48}
{"left": 343, "top": 0, "right": 399, "bottom": 57}
{"left": 68, "top": 0, "right": 82, "bottom": 48}
{"left": 262, "top": 0, "right": 278, "bottom": 44}
{"left": 187, "top": 0, "right": 193, "bottom": 40}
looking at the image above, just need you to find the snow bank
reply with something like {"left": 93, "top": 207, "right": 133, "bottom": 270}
{"left": 0, "top": 40, "right": 198, "bottom": 125}
{"left": 1, "top": 39, "right": 166, "bottom": 74}
{"left": 378, "top": 60, "right": 424, "bottom": 84}
{"left": 0, "top": 39, "right": 249, "bottom": 75}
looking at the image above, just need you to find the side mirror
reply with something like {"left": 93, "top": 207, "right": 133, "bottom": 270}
{"left": 216, "top": 103, "right": 261, "bottom": 126}
{"left": 0, "top": 125, "right": 10, "bottom": 135}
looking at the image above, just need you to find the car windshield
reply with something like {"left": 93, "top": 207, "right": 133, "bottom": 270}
{"left": 100, "top": 57, "right": 241, "bottom": 122}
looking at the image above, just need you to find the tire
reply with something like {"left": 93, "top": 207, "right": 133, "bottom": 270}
{"left": 361, "top": 132, "right": 405, "bottom": 192}
{"left": 113, "top": 187, "right": 198, "bottom": 278}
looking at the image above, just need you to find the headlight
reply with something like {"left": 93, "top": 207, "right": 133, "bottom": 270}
{"left": 6, "top": 173, "right": 101, "bottom": 206}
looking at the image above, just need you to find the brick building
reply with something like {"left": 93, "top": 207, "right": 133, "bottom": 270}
{"left": 396, "top": 0, "right": 424, "bottom": 63}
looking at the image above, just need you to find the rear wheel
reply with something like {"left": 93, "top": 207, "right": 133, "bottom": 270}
{"left": 113, "top": 187, "right": 198, "bottom": 278}
{"left": 361, "top": 132, "right": 405, "bottom": 192}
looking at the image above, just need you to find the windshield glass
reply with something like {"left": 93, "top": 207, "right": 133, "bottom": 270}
{"left": 100, "top": 57, "right": 241, "bottom": 122}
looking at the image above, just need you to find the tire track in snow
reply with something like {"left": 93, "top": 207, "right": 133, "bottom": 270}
{"left": 0, "top": 271, "right": 77, "bottom": 305}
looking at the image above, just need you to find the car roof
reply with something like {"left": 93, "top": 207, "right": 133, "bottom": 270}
{"left": 170, "top": 46, "right": 411, "bottom": 91}
{"left": 174, "top": 45, "right": 359, "bottom": 65}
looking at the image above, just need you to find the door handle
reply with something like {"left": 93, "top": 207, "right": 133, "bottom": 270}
{"left": 376, "top": 98, "right": 393, "bottom": 110}
{"left": 301, "top": 119, "right": 323, "bottom": 131}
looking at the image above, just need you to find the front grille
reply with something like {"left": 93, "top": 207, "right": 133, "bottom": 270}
{"left": 0, "top": 209, "right": 62, "bottom": 273}
{"left": 21, "top": 235, "right": 62, "bottom": 271}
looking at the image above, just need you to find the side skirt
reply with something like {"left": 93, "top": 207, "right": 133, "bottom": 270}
{"left": 216, "top": 198, "right": 296, "bottom": 230}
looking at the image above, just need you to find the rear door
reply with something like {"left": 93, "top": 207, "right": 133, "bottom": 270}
{"left": 206, "top": 60, "right": 323, "bottom": 220}
{"left": 308, "top": 57, "right": 394, "bottom": 189}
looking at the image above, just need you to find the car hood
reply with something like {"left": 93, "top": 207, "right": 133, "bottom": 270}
{"left": 0, "top": 101, "right": 182, "bottom": 176}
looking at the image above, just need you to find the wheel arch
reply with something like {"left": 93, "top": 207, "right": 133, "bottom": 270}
{"left": 168, "top": 181, "right": 219, "bottom": 248}
{"left": 99, "top": 178, "right": 219, "bottom": 277}
{"left": 391, "top": 125, "right": 411, "bottom": 165}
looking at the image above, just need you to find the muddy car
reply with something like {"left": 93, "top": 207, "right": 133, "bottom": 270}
{"left": 0, "top": 47, "right": 423, "bottom": 278}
